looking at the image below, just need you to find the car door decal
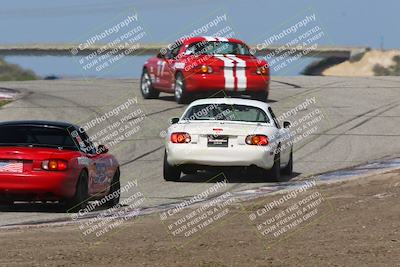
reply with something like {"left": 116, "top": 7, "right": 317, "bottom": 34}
{"left": 94, "top": 162, "right": 107, "bottom": 184}
{"left": 157, "top": 60, "right": 166, "bottom": 78}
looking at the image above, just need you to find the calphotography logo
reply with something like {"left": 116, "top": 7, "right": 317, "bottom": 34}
{"left": 70, "top": 179, "right": 146, "bottom": 240}
{"left": 72, "top": 10, "right": 147, "bottom": 73}
{"left": 159, "top": 12, "right": 237, "bottom": 74}
{"left": 246, "top": 178, "right": 334, "bottom": 248}
{"left": 264, "top": 96, "right": 328, "bottom": 156}
{"left": 67, "top": 97, "right": 147, "bottom": 158}
{"left": 253, "top": 11, "right": 327, "bottom": 74}
{"left": 159, "top": 173, "right": 240, "bottom": 246}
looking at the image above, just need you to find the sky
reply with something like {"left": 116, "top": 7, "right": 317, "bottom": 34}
{"left": 0, "top": 0, "right": 398, "bottom": 77}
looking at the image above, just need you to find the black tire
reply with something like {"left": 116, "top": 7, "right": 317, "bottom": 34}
{"left": 182, "top": 169, "right": 197, "bottom": 175}
{"left": 103, "top": 168, "right": 121, "bottom": 208}
{"left": 67, "top": 170, "right": 89, "bottom": 212}
{"left": 251, "top": 91, "right": 269, "bottom": 102}
{"left": 282, "top": 149, "right": 293, "bottom": 176}
{"left": 174, "top": 72, "right": 189, "bottom": 104}
{"left": 163, "top": 151, "right": 181, "bottom": 181}
{"left": 0, "top": 200, "right": 14, "bottom": 206}
{"left": 140, "top": 68, "right": 160, "bottom": 99}
{"left": 0, "top": 200, "right": 14, "bottom": 211}
{"left": 266, "top": 151, "right": 282, "bottom": 182}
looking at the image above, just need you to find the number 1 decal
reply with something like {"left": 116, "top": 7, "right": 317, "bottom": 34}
{"left": 157, "top": 60, "right": 166, "bottom": 77}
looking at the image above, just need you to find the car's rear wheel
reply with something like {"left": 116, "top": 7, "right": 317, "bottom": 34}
{"left": 0, "top": 200, "right": 14, "bottom": 206}
{"left": 251, "top": 91, "right": 269, "bottom": 102}
{"left": 174, "top": 72, "right": 189, "bottom": 104}
{"left": 282, "top": 149, "right": 293, "bottom": 176}
{"left": 103, "top": 168, "right": 121, "bottom": 208}
{"left": 0, "top": 200, "right": 14, "bottom": 211}
{"left": 163, "top": 151, "right": 181, "bottom": 181}
{"left": 141, "top": 68, "right": 160, "bottom": 99}
{"left": 182, "top": 169, "right": 197, "bottom": 175}
{"left": 67, "top": 170, "right": 89, "bottom": 212}
{"left": 266, "top": 151, "right": 282, "bottom": 182}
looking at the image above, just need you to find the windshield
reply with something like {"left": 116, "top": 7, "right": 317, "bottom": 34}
{"left": 182, "top": 104, "right": 270, "bottom": 123}
{"left": 185, "top": 41, "right": 251, "bottom": 56}
{"left": 0, "top": 125, "right": 78, "bottom": 150}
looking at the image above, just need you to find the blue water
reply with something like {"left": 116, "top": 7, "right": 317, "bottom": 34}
{"left": 5, "top": 55, "right": 319, "bottom": 78}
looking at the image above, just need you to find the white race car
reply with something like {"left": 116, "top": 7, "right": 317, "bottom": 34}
{"left": 163, "top": 98, "right": 294, "bottom": 182}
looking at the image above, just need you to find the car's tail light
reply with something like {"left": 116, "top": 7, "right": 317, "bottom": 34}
{"left": 42, "top": 159, "right": 68, "bottom": 171}
{"left": 171, "top": 132, "right": 191, "bottom": 143}
{"left": 245, "top": 135, "right": 269, "bottom": 146}
{"left": 195, "top": 65, "right": 213, "bottom": 74}
{"left": 256, "top": 66, "right": 269, "bottom": 75}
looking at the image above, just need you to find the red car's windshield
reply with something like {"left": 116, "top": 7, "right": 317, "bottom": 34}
{"left": 0, "top": 125, "right": 78, "bottom": 150}
{"left": 185, "top": 41, "right": 252, "bottom": 56}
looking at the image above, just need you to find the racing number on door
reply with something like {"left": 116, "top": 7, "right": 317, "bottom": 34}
{"left": 157, "top": 60, "right": 166, "bottom": 78}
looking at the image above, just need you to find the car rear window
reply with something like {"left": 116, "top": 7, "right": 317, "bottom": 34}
{"left": 185, "top": 41, "right": 251, "bottom": 56}
{"left": 0, "top": 125, "right": 78, "bottom": 150}
{"left": 182, "top": 104, "right": 270, "bottom": 123}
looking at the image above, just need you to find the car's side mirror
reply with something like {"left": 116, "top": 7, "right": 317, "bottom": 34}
{"left": 170, "top": 117, "right": 180, "bottom": 124}
{"left": 283, "top": 121, "right": 291, "bottom": 128}
{"left": 97, "top": 144, "right": 109, "bottom": 154}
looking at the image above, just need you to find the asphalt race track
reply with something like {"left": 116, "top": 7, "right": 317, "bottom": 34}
{"left": 0, "top": 76, "right": 399, "bottom": 226}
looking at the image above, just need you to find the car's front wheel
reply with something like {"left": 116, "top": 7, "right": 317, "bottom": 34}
{"left": 182, "top": 169, "right": 197, "bottom": 175}
{"left": 163, "top": 151, "right": 181, "bottom": 181}
{"left": 0, "top": 200, "right": 14, "bottom": 206}
{"left": 174, "top": 72, "right": 189, "bottom": 104}
{"left": 0, "top": 200, "right": 14, "bottom": 211}
{"left": 103, "top": 168, "right": 121, "bottom": 208}
{"left": 141, "top": 68, "right": 160, "bottom": 99}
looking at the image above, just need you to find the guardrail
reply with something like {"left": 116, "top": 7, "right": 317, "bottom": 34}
{"left": 0, "top": 44, "right": 369, "bottom": 58}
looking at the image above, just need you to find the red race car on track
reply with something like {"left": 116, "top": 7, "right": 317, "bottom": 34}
{"left": 141, "top": 36, "right": 270, "bottom": 104}
{"left": 0, "top": 121, "right": 120, "bottom": 211}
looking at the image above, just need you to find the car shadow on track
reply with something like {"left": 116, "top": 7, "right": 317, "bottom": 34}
{"left": 0, "top": 202, "right": 68, "bottom": 213}
{"left": 0, "top": 202, "right": 113, "bottom": 213}
{"left": 178, "top": 170, "right": 301, "bottom": 183}
{"left": 157, "top": 94, "right": 278, "bottom": 104}
{"left": 158, "top": 95, "right": 176, "bottom": 102}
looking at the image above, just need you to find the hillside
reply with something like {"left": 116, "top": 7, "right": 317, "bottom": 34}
{"left": 0, "top": 57, "right": 37, "bottom": 81}
{"left": 322, "top": 50, "right": 400, "bottom": 76}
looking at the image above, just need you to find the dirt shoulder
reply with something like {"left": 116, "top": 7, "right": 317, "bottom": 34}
{"left": 1, "top": 170, "right": 399, "bottom": 267}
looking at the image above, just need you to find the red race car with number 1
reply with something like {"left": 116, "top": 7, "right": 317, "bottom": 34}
{"left": 140, "top": 36, "right": 270, "bottom": 104}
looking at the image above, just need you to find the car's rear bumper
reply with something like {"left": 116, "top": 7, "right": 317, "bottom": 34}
{"left": 184, "top": 73, "right": 269, "bottom": 93}
{"left": 166, "top": 143, "right": 275, "bottom": 170}
{"left": 0, "top": 171, "right": 77, "bottom": 200}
